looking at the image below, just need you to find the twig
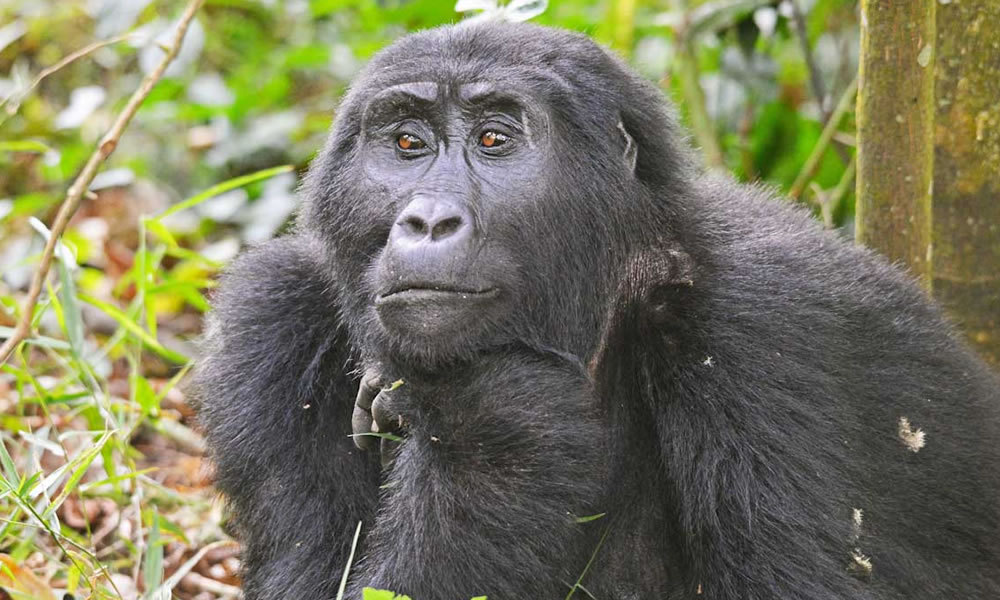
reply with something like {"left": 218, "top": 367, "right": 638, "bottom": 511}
{"left": 807, "top": 155, "right": 855, "bottom": 228}
{"left": 671, "top": 20, "right": 725, "bottom": 168}
{"left": 789, "top": 74, "right": 858, "bottom": 200}
{"left": 788, "top": 0, "right": 827, "bottom": 114}
{"left": 0, "top": 32, "right": 138, "bottom": 114}
{"left": 787, "top": 0, "right": 850, "bottom": 165}
{"left": 180, "top": 572, "right": 243, "bottom": 598}
{"left": 152, "top": 540, "right": 241, "bottom": 597}
{"left": 827, "top": 154, "right": 856, "bottom": 218}
{"left": 0, "top": 0, "right": 205, "bottom": 365}
{"left": 661, "top": 0, "right": 725, "bottom": 168}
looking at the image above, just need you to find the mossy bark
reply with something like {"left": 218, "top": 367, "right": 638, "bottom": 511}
{"left": 933, "top": 1, "right": 1000, "bottom": 365}
{"left": 856, "top": 1, "right": 936, "bottom": 287}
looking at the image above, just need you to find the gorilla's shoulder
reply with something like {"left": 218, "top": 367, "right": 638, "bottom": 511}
{"left": 193, "top": 234, "right": 346, "bottom": 412}
{"left": 211, "top": 234, "right": 334, "bottom": 319}
{"left": 695, "top": 175, "right": 916, "bottom": 287}
{"left": 200, "top": 234, "right": 340, "bottom": 363}
{"left": 689, "top": 174, "right": 950, "bottom": 342}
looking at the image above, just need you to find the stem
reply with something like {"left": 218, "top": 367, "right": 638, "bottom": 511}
{"left": 789, "top": 75, "right": 858, "bottom": 200}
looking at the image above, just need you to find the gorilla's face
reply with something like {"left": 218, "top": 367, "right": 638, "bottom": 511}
{"left": 304, "top": 24, "right": 682, "bottom": 367}
{"left": 359, "top": 80, "right": 544, "bottom": 346}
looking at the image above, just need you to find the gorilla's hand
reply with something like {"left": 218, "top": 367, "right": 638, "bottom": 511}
{"left": 352, "top": 368, "right": 405, "bottom": 468}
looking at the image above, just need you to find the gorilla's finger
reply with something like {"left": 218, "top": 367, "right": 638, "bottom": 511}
{"left": 370, "top": 390, "right": 398, "bottom": 434}
{"left": 355, "top": 369, "right": 383, "bottom": 410}
{"left": 352, "top": 404, "right": 376, "bottom": 451}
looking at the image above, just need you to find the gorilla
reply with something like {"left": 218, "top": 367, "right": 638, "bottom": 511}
{"left": 193, "top": 22, "right": 1000, "bottom": 600}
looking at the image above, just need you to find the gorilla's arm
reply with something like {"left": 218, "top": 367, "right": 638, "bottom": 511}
{"left": 349, "top": 351, "right": 607, "bottom": 600}
{"left": 192, "top": 235, "right": 381, "bottom": 599}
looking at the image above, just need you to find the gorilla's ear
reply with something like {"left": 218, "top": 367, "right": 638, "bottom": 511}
{"left": 617, "top": 120, "right": 638, "bottom": 173}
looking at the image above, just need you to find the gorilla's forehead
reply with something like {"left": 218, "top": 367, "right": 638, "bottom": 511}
{"left": 354, "top": 22, "right": 608, "bottom": 100}
{"left": 365, "top": 80, "right": 534, "bottom": 114}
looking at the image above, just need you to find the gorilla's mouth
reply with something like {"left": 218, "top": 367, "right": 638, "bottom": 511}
{"left": 376, "top": 286, "right": 500, "bottom": 303}
{"left": 374, "top": 284, "right": 503, "bottom": 340}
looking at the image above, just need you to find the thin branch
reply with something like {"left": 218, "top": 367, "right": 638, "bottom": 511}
{"left": 0, "top": 0, "right": 205, "bottom": 365}
{"left": 827, "top": 154, "right": 857, "bottom": 216}
{"left": 665, "top": 0, "right": 725, "bottom": 169}
{"left": 0, "top": 32, "right": 138, "bottom": 114}
{"left": 674, "top": 33, "right": 725, "bottom": 168}
{"left": 807, "top": 152, "right": 857, "bottom": 228}
{"left": 787, "top": 0, "right": 851, "bottom": 164}
{"left": 788, "top": 0, "right": 827, "bottom": 114}
{"left": 789, "top": 74, "right": 858, "bottom": 200}
{"left": 180, "top": 572, "right": 242, "bottom": 598}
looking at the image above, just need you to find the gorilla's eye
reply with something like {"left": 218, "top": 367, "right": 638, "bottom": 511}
{"left": 397, "top": 134, "right": 425, "bottom": 151}
{"left": 479, "top": 131, "right": 509, "bottom": 148}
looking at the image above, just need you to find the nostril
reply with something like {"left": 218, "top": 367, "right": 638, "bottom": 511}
{"left": 432, "top": 216, "right": 464, "bottom": 240}
{"left": 401, "top": 216, "right": 428, "bottom": 237}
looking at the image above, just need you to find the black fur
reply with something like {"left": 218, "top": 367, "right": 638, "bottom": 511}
{"left": 193, "top": 22, "right": 1000, "bottom": 599}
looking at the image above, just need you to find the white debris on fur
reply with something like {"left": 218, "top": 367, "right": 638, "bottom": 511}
{"left": 851, "top": 549, "right": 873, "bottom": 575}
{"left": 848, "top": 508, "right": 872, "bottom": 575}
{"left": 898, "top": 417, "right": 926, "bottom": 452}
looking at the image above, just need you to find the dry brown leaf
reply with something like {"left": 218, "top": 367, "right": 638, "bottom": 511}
{"left": 0, "top": 554, "right": 58, "bottom": 600}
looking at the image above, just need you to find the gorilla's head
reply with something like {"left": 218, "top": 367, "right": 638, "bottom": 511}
{"left": 303, "top": 22, "right": 696, "bottom": 368}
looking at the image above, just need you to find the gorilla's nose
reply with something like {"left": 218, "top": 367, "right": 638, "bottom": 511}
{"left": 390, "top": 196, "right": 473, "bottom": 251}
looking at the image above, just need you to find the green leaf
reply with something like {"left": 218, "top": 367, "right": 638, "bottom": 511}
{"left": 362, "top": 590, "right": 408, "bottom": 600}
{"left": 0, "top": 434, "right": 19, "bottom": 485}
{"left": 55, "top": 253, "right": 85, "bottom": 357}
{"left": 132, "top": 373, "right": 159, "bottom": 418}
{"left": 0, "top": 327, "right": 70, "bottom": 351}
{"left": 574, "top": 512, "right": 607, "bottom": 523}
{"left": 78, "top": 293, "right": 188, "bottom": 364}
{"left": 155, "top": 165, "right": 294, "bottom": 221}
{"left": 80, "top": 467, "right": 158, "bottom": 493}
{"left": 0, "top": 140, "right": 52, "bottom": 154}
{"left": 143, "top": 511, "right": 165, "bottom": 597}
{"left": 41, "top": 431, "right": 113, "bottom": 520}
{"left": 144, "top": 218, "right": 178, "bottom": 248}
{"left": 155, "top": 516, "right": 190, "bottom": 545}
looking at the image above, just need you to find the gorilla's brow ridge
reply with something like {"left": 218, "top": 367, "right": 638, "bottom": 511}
{"left": 367, "top": 81, "right": 531, "bottom": 116}
{"left": 364, "top": 82, "right": 439, "bottom": 125}
{"left": 457, "top": 82, "right": 523, "bottom": 107}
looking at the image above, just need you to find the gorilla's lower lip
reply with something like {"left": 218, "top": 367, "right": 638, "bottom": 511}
{"left": 375, "top": 287, "right": 502, "bottom": 337}
{"left": 376, "top": 287, "right": 500, "bottom": 303}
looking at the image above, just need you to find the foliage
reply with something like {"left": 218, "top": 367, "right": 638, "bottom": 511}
{"left": 0, "top": 0, "right": 858, "bottom": 597}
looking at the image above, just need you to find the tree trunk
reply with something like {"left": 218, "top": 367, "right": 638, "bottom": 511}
{"left": 856, "top": 1, "right": 935, "bottom": 287}
{"left": 933, "top": 1, "right": 1000, "bottom": 366}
